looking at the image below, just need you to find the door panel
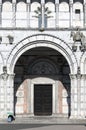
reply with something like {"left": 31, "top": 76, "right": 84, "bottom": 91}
{"left": 34, "top": 84, "right": 52, "bottom": 115}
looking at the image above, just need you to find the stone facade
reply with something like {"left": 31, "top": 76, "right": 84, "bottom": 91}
{"left": 0, "top": 0, "right": 86, "bottom": 120}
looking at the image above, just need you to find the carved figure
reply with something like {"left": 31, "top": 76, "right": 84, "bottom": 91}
{"left": 71, "top": 28, "right": 86, "bottom": 46}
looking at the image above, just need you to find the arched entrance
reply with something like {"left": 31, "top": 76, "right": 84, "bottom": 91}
{"left": 6, "top": 34, "right": 78, "bottom": 118}
{"left": 14, "top": 47, "right": 70, "bottom": 117}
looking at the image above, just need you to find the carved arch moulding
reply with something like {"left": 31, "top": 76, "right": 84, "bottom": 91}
{"left": 6, "top": 34, "right": 78, "bottom": 74}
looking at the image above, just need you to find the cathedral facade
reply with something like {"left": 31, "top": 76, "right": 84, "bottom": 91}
{"left": 0, "top": 0, "right": 86, "bottom": 120}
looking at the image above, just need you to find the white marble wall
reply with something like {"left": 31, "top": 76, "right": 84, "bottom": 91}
{"left": 0, "top": 27, "right": 85, "bottom": 118}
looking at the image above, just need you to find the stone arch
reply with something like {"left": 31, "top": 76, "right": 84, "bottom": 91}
{"left": 7, "top": 34, "right": 77, "bottom": 74}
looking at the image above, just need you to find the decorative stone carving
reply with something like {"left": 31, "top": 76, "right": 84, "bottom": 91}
{"left": 1, "top": 66, "right": 15, "bottom": 81}
{"left": 72, "top": 45, "right": 77, "bottom": 52}
{"left": 71, "top": 28, "right": 84, "bottom": 43}
{"left": 71, "top": 28, "right": 86, "bottom": 52}
{"left": 28, "top": 60, "right": 58, "bottom": 75}
{"left": 76, "top": 66, "right": 82, "bottom": 79}
{"left": 1, "top": 66, "right": 8, "bottom": 80}
{"left": 7, "top": 35, "right": 14, "bottom": 45}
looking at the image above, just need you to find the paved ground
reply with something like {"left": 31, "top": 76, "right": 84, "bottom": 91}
{"left": 0, "top": 124, "right": 86, "bottom": 130}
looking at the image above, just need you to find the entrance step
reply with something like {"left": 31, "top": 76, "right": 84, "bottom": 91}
{"left": 11, "top": 116, "right": 86, "bottom": 124}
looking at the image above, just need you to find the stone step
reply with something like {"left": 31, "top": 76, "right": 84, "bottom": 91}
{"left": 11, "top": 117, "right": 86, "bottom": 124}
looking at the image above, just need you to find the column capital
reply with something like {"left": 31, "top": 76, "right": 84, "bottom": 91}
{"left": 69, "top": 73, "right": 82, "bottom": 79}
{"left": 9, "top": 73, "right": 15, "bottom": 79}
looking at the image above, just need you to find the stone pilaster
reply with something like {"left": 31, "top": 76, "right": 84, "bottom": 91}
{"left": 0, "top": 72, "right": 15, "bottom": 118}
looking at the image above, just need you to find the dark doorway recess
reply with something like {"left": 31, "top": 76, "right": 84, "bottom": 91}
{"left": 34, "top": 84, "right": 52, "bottom": 116}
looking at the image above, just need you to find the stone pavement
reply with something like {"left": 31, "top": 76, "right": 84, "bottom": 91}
{"left": 0, "top": 124, "right": 86, "bottom": 130}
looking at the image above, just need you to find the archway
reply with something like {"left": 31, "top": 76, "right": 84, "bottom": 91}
{"left": 7, "top": 34, "right": 77, "bottom": 74}
{"left": 14, "top": 47, "right": 71, "bottom": 117}
{"left": 6, "top": 34, "right": 77, "bottom": 117}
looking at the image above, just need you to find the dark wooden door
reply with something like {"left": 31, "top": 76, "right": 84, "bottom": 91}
{"left": 34, "top": 84, "right": 52, "bottom": 115}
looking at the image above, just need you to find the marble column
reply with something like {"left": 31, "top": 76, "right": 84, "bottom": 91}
{"left": 12, "top": 3, "right": 16, "bottom": 27}
{"left": 41, "top": 3, "right": 45, "bottom": 29}
{"left": 27, "top": 3, "right": 30, "bottom": 28}
{"left": 69, "top": 3, "right": 73, "bottom": 28}
{"left": 55, "top": 3, "right": 59, "bottom": 28}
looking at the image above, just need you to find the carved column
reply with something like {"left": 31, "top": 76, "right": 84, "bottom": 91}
{"left": 12, "top": 3, "right": 16, "bottom": 27}
{"left": 69, "top": 3, "right": 73, "bottom": 28}
{"left": 27, "top": 3, "right": 30, "bottom": 28}
{"left": 84, "top": 4, "right": 86, "bottom": 27}
{"left": 55, "top": 3, "right": 59, "bottom": 28}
